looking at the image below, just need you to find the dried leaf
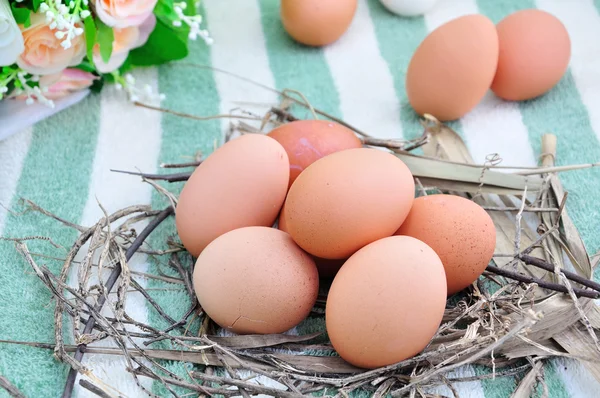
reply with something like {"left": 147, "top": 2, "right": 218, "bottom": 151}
{"left": 553, "top": 322, "right": 600, "bottom": 384}
{"left": 396, "top": 153, "right": 543, "bottom": 192}
{"left": 208, "top": 332, "right": 322, "bottom": 349}
{"left": 511, "top": 361, "right": 544, "bottom": 398}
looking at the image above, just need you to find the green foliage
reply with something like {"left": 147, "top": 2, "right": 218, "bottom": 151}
{"left": 83, "top": 16, "right": 97, "bottom": 65}
{"left": 96, "top": 19, "right": 114, "bottom": 64}
{"left": 128, "top": 19, "right": 189, "bottom": 66}
{"left": 128, "top": 0, "right": 193, "bottom": 67}
{"left": 11, "top": 4, "right": 31, "bottom": 27}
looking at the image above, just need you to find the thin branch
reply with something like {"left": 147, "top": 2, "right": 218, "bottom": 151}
{"left": 134, "top": 101, "right": 263, "bottom": 122}
{"left": 520, "top": 255, "right": 600, "bottom": 293}
{"left": 0, "top": 374, "right": 26, "bottom": 398}
{"left": 110, "top": 169, "right": 191, "bottom": 183}
{"left": 61, "top": 207, "right": 174, "bottom": 398}
{"left": 78, "top": 380, "right": 114, "bottom": 398}
{"left": 486, "top": 265, "right": 599, "bottom": 299}
{"left": 160, "top": 161, "right": 202, "bottom": 169}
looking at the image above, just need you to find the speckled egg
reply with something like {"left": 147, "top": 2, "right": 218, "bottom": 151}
{"left": 284, "top": 148, "right": 415, "bottom": 259}
{"left": 406, "top": 14, "right": 499, "bottom": 121}
{"left": 267, "top": 120, "right": 363, "bottom": 188}
{"left": 326, "top": 236, "right": 447, "bottom": 369}
{"left": 281, "top": 0, "right": 358, "bottom": 46}
{"left": 395, "top": 194, "right": 496, "bottom": 295}
{"left": 278, "top": 203, "right": 346, "bottom": 278}
{"left": 193, "top": 226, "right": 319, "bottom": 334}
{"left": 176, "top": 134, "right": 289, "bottom": 257}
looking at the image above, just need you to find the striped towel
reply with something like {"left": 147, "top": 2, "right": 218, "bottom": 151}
{"left": 1, "top": 0, "right": 600, "bottom": 396}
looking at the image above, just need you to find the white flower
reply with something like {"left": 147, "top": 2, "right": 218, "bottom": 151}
{"left": 0, "top": 0, "right": 25, "bottom": 66}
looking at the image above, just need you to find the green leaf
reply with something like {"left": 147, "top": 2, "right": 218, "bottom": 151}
{"left": 96, "top": 19, "right": 114, "bottom": 64}
{"left": 184, "top": 0, "right": 195, "bottom": 16}
{"left": 128, "top": 19, "right": 188, "bottom": 66}
{"left": 83, "top": 17, "right": 97, "bottom": 65}
{"left": 11, "top": 5, "right": 31, "bottom": 27}
{"left": 153, "top": 0, "right": 178, "bottom": 22}
{"left": 33, "top": 0, "right": 42, "bottom": 12}
{"left": 73, "top": 60, "right": 96, "bottom": 73}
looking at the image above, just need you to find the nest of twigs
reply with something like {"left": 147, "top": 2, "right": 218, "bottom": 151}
{"left": 3, "top": 84, "right": 600, "bottom": 398}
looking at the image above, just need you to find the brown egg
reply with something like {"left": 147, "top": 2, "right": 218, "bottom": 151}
{"left": 176, "top": 134, "right": 289, "bottom": 257}
{"left": 267, "top": 120, "right": 363, "bottom": 188}
{"left": 193, "top": 226, "right": 319, "bottom": 334}
{"left": 278, "top": 203, "right": 346, "bottom": 278}
{"left": 491, "top": 9, "right": 571, "bottom": 101}
{"left": 395, "top": 194, "right": 496, "bottom": 295}
{"left": 326, "top": 236, "right": 447, "bottom": 369}
{"left": 284, "top": 148, "right": 415, "bottom": 259}
{"left": 281, "top": 0, "right": 358, "bottom": 47}
{"left": 406, "top": 14, "right": 499, "bottom": 121}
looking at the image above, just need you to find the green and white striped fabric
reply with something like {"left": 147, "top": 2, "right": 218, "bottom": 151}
{"left": 1, "top": 0, "right": 600, "bottom": 396}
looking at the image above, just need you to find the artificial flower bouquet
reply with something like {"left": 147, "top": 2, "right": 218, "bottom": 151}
{"left": 0, "top": 0, "right": 211, "bottom": 107}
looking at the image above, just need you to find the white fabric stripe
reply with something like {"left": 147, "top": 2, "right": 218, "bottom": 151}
{"left": 536, "top": 0, "right": 600, "bottom": 142}
{"left": 0, "top": 129, "right": 32, "bottom": 234}
{"left": 461, "top": 93, "right": 536, "bottom": 167}
{"left": 324, "top": 0, "right": 403, "bottom": 139}
{"left": 204, "top": 0, "right": 278, "bottom": 136}
{"left": 425, "top": 0, "right": 536, "bottom": 167}
{"left": 71, "top": 68, "right": 162, "bottom": 398}
{"left": 552, "top": 357, "right": 600, "bottom": 397}
{"left": 427, "top": 365, "right": 486, "bottom": 397}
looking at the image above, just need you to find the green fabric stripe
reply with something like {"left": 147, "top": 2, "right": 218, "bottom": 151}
{"left": 366, "top": 1, "right": 428, "bottom": 141}
{"left": 148, "top": 18, "right": 222, "bottom": 395}
{"left": 521, "top": 69, "right": 600, "bottom": 270}
{"left": 258, "top": 0, "right": 341, "bottom": 119}
{"left": 0, "top": 95, "right": 100, "bottom": 397}
{"left": 477, "top": 0, "right": 529, "bottom": 23}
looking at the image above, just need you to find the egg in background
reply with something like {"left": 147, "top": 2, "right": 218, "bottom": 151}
{"left": 379, "top": 0, "right": 439, "bottom": 17}
{"left": 491, "top": 9, "right": 571, "bottom": 101}
{"left": 406, "top": 14, "right": 499, "bottom": 121}
{"left": 280, "top": 0, "right": 357, "bottom": 46}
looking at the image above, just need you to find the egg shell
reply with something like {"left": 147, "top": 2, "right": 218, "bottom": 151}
{"left": 193, "top": 226, "right": 319, "bottom": 334}
{"left": 491, "top": 9, "right": 571, "bottom": 101}
{"left": 406, "top": 14, "right": 499, "bottom": 121}
{"left": 267, "top": 120, "right": 363, "bottom": 188}
{"left": 176, "top": 134, "right": 289, "bottom": 257}
{"left": 379, "top": 0, "right": 439, "bottom": 17}
{"left": 284, "top": 147, "right": 415, "bottom": 259}
{"left": 281, "top": 0, "right": 357, "bottom": 47}
{"left": 326, "top": 235, "right": 447, "bottom": 369}
{"left": 278, "top": 203, "right": 346, "bottom": 278}
{"left": 395, "top": 194, "right": 496, "bottom": 295}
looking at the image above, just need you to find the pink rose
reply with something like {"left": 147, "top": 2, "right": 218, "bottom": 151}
{"left": 95, "top": 0, "right": 158, "bottom": 28}
{"left": 9, "top": 68, "right": 96, "bottom": 101}
{"left": 42, "top": 69, "right": 97, "bottom": 99}
{"left": 17, "top": 13, "right": 85, "bottom": 75}
{"left": 93, "top": 14, "right": 155, "bottom": 73}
